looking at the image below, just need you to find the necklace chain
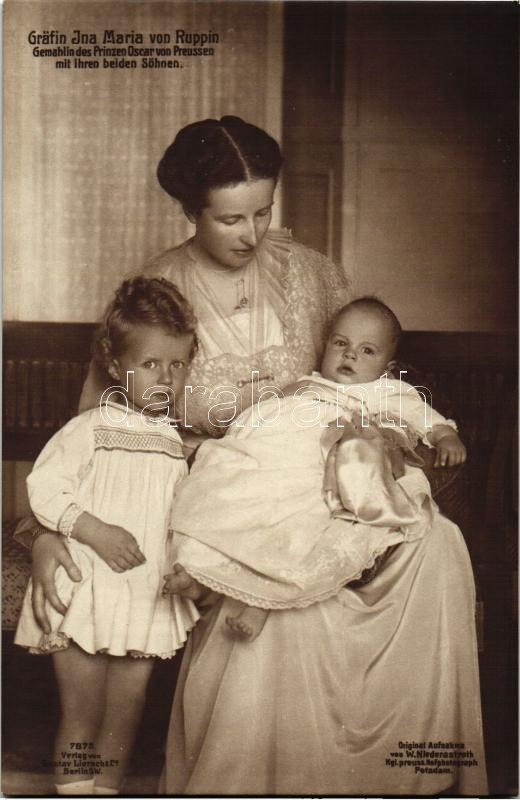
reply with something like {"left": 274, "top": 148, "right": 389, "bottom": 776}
{"left": 191, "top": 245, "right": 251, "bottom": 312}
{"left": 235, "top": 277, "right": 249, "bottom": 310}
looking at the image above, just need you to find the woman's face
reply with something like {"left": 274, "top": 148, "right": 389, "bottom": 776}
{"left": 192, "top": 178, "right": 275, "bottom": 271}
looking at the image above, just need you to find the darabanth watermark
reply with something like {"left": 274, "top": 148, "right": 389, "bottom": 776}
{"left": 99, "top": 370, "right": 435, "bottom": 431}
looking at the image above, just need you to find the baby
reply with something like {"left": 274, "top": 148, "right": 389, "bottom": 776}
{"left": 164, "top": 298, "right": 466, "bottom": 640}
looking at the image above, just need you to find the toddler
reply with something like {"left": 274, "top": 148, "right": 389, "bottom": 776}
{"left": 15, "top": 277, "right": 199, "bottom": 795}
{"left": 164, "top": 298, "right": 466, "bottom": 640}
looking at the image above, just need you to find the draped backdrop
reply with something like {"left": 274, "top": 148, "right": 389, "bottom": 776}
{"left": 4, "top": 1, "right": 282, "bottom": 321}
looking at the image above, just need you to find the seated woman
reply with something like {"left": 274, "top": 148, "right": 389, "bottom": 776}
{"left": 82, "top": 115, "right": 350, "bottom": 440}
{"left": 164, "top": 298, "right": 467, "bottom": 642}
{"left": 22, "top": 115, "right": 351, "bottom": 630}
{"left": 160, "top": 294, "right": 486, "bottom": 792}
{"left": 19, "top": 117, "right": 486, "bottom": 796}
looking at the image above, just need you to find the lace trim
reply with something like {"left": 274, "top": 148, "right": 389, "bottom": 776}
{"left": 184, "top": 540, "right": 402, "bottom": 611}
{"left": 27, "top": 631, "right": 185, "bottom": 659}
{"left": 58, "top": 503, "right": 83, "bottom": 540}
{"left": 28, "top": 631, "right": 70, "bottom": 654}
{"left": 146, "top": 232, "right": 350, "bottom": 436}
{"left": 127, "top": 650, "right": 181, "bottom": 660}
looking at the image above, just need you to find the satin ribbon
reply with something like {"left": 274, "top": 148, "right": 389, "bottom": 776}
{"left": 322, "top": 412, "right": 426, "bottom": 528}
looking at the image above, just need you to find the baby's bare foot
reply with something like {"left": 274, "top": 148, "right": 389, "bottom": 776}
{"left": 225, "top": 605, "right": 269, "bottom": 642}
{"left": 162, "top": 563, "right": 204, "bottom": 600}
{"left": 226, "top": 615, "right": 254, "bottom": 639}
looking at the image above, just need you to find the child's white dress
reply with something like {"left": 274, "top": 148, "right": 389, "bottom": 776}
{"left": 15, "top": 402, "right": 199, "bottom": 657}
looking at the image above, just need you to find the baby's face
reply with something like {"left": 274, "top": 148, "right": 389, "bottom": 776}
{"left": 321, "top": 307, "right": 396, "bottom": 385}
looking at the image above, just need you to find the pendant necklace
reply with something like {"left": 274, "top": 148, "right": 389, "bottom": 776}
{"left": 234, "top": 277, "right": 249, "bottom": 310}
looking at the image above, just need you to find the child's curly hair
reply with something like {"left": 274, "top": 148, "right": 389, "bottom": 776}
{"left": 93, "top": 276, "right": 198, "bottom": 374}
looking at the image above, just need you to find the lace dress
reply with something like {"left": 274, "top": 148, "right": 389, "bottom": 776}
{"left": 79, "top": 229, "right": 351, "bottom": 436}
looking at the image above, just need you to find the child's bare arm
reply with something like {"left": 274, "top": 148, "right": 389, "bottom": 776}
{"left": 72, "top": 511, "right": 146, "bottom": 572}
{"left": 427, "top": 425, "right": 467, "bottom": 468}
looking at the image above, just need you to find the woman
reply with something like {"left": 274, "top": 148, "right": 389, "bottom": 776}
{"left": 27, "top": 116, "right": 350, "bottom": 625}
{"left": 82, "top": 115, "right": 349, "bottom": 440}
{"left": 24, "top": 117, "right": 486, "bottom": 795}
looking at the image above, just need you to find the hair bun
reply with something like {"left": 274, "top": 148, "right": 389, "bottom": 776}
{"left": 220, "top": 115, "right": 245, "bottom": 126}
{"left": 157, "top": 117, "right": 282, "bottom": 215}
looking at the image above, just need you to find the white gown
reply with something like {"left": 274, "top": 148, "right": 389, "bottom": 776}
{"left": 161, "top": 379, "right": 487, "bottom": 795}
{"left": 162, "top": 522, "right": 487, "bottom": 795}
{"left": 15, "top": 402, "right": 198, "bottom": 658}
{"left": 172, "top": 377, "right": 457, "bottom": 608}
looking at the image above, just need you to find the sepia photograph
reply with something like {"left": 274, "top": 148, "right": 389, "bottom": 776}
{"left": 2, "top": 1, "right": 518, "bottom": 796}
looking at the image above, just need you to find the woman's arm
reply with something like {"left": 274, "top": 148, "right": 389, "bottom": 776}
{"left": 13, "top": 516, "right": 50, "bottom": 550}
{"left": 28, "top": 505, "right": 146, "bottom": 636}
{"left": 31, "top": 534, "right": 82, "bottom": 632}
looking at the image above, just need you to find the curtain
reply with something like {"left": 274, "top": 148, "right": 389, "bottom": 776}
{"left": 4, "top": 1, "right": 282, "bottom": 321}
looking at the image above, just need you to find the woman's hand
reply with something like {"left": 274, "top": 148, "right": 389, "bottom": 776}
{"left": 72, "top": 512, "right": 146, "bottom": 573}
{"left": 31, "top": 533, "right": 82, "bottom": 633}
{"left": 434, "top": 433, "right": 467, "bottom": 468}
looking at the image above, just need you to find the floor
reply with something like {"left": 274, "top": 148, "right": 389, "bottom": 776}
{"left": 2, "top": 634, "right": 180, "bottom": 796}
{"left": 3, "top": 586, "right": 518, "bottom": 798}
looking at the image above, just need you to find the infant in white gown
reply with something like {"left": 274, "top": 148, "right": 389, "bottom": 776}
{"left": 166, "top": 299, "right": 466, "bottom": 639}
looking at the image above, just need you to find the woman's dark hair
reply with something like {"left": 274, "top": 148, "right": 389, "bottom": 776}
{"left": 157, "top": 116, "right": 283, "bottom": 216}
{"left": 93, "top": 276, "right": 198, "bottom": 373}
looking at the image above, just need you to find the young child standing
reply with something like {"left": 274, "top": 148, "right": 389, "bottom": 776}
{"left": 164, "top": 297, "right": 466, "bottom": 639}
{"left": 15, "top": 277, "right": 199, "bottom": 795}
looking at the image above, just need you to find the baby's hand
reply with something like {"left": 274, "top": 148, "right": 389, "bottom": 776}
{"left": 73, "top": 514, "right": 145, "bottom": 572}
{"left": 162, "top": 563, "right": 205, "bottom": 600}
{"left": 434, "top": 433, "right": 467, "bottom": 468}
